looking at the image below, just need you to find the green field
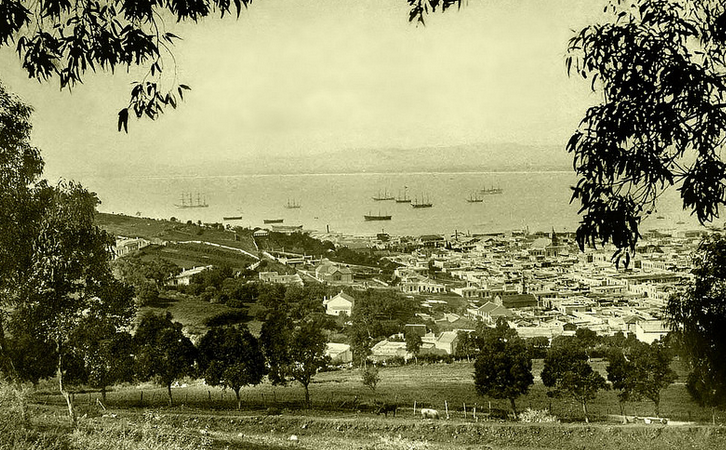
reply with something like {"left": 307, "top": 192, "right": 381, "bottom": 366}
{"left": 96, "top": 212, "right": 258, "bottom": 257}
{"left": 15, "top": 361, "right": 726, "bottom": 450}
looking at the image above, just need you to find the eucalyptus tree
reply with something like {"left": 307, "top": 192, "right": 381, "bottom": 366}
{"left": 0, "top": 0, "right": 460, "bottom": 131}
{"left": 566, "top": 1, "right": 726, "bottom": 257}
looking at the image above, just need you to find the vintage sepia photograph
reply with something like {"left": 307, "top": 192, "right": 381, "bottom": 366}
{"left": 1, "top": 0, "right": 726, "bottom": 448}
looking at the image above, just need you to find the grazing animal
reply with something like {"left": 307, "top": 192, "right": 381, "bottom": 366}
{"left": 420, "top": 408, "right": 439, "bottom": 419}
{"left": 375, "top": 403, "right": 398, "bottom": 417}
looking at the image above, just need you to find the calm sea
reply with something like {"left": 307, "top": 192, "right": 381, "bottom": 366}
{"left": 83, "top": 171, "right": 702, "bottom": 237}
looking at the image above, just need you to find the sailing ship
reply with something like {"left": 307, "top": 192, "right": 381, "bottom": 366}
{"left": 395, "top": 187, "right": 411, "bottom": 203}
{"left": 364, "top": 211, "right": 392, "bottom": 221}
{"left": 411, "top": 195, "right": 433, "bottom": 208}
{"left": 175, "top": 192, "right": 209, "bottom": 208}
{"left": 479, "top": 185, "right": 503, "bottom": 195}
{"left": 372, "top": 189, "right": 395, "bottom": 201}
{"left": 466, "top": 192, "right": 484, "bottom": 203}
{"left": 223, "top": 215, "right": 243, "bottom": 220}
{"left": 264, "top": 218, "right": 284, "bottom": 224}
{"left": 285, "top": 198, "right": 301, "bottom": 209}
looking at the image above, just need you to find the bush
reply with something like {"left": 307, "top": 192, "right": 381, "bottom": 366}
{"left": 518, "top": 408, "right": 559, "bottom": 423}
{"left": 361, "top": 366, "right": 380, "bottom": 391}
{"left": 203, "top": 310, "right": 249, "bottom": 327}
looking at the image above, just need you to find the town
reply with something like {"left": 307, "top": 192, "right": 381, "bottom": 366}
{"left": 113, "top": 214, "right": 706, "bottom": 363}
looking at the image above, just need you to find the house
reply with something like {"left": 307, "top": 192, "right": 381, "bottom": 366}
{"left": 468, "top": 301, "right": 514, "bottom": 323}
{"left": 326, "top": 343, "right": 352, "bottom": 364}
{"left": 258, "top": 271, "right": 304, "bottom": 286}
{"left": 370, "top": 340, "right": 410, "bottom": 361}
{"left": 399, "top": 275, "right": 447, "bottom": 294}
{"left": 434, "top": 331, "right": 459, "bottom": 354}
{"left": 323, "top": 291, "right": 355, "bottom": 316}
{"left": 495, "top": 293, "right": 537, "bottom": 309}
{"left": 169, "top": 265, "right": 213, "bottom": 286}
{"left": 316, "top": 260, "right": 354, "bottom": 284}
{"left": 113, "top": 237, "right": 152, "bottom": 258}
{"left": 635, "top": 319, "right": 670, "bottom": 344}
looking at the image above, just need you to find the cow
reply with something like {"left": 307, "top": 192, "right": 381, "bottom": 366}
{"left": 420, "top": 408, "right": 439, "bottom": 419}
{"left": 375, "top": 402, "right": 398, "bottom": 417}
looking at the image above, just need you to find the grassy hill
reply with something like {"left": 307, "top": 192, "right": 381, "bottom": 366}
{"left": 96, "top": 212, "right": 258, "bottom": 257}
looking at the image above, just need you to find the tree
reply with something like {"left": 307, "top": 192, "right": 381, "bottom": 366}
{"left": 473, "top": 319, "right": 534, "bottom": 418}
{"left": 405, "top": 331, "right": 423, "bottom": 363}
{"left": 666, "top": 234, "right": 726, "bottom": 418}
{"left": 197, "top": 325, "right": 266, "bottom": 410}
{"left": 2, "top": 179, "right": 136, "bottom": 424}
{"left": 607, "top": 340, "right": 676, "bottom": 418}
{"left": 0, "top": 1, "right": 459, "bottom": 131}
{"left": 361, "top": 365, "right": 380, "bottom": 392}
{"left": 541, "top": 341, "right": 608, "bottom": 423}
{"left": 288, "top": 318, "right": 330, "bottom": 409}
{"left": 566, "top": 1, "right": 726, "bottom": 255}
{"left": 134, "top": 312, "right": 197, "bottom": 407}
{"left": 454, "top": 330, "right": 478, "bottom": 361}
{"left": 67, "top": 322, "right": 136, "bottom": 404}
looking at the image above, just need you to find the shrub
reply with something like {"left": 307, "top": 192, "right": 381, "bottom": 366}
{"left": 518, "top": 408, "right": 559, "bottom": 423}
{"left": 361, "top": 366, "right": 380, "bottom": 391}
{"left": 203, "top": 310, "right": 249, "bottom": 327}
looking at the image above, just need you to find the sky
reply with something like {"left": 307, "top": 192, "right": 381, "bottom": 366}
{"left": 0, "top": 0, "right": 604, "bottom": 179}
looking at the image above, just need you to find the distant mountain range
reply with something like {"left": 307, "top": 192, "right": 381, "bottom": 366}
{"left": 63, "top": 143, "right": 572, "bottom": 179}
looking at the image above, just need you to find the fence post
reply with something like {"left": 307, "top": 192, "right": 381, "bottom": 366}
{"left": 445, "top": 401, "right": 449, "bottom": 420}
{"left": 140, "top": 391, "right": 143, "bottom": 407}
{"left": 473, "top": 406, "right": 477, "bottom": 422}
{"left": 413, "top": 401, "right": 417, "bottom": 417}
{"left": 463, "top": 403, "right": 467, "bottom": 419}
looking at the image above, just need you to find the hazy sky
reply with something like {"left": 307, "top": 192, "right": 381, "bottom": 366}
{"left": 0, "top": 0, "right": 603, "bottom": 179}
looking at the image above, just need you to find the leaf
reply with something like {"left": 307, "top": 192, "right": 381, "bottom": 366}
{"left": 117, "top": 108, "right": 128, "bottom": 133}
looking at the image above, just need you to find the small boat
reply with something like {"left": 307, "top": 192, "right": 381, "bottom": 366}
{"left": 264, "top": 218, "right": 284, "bottom": 224}
{"left": 285, "top": 199, "right": 301, "bottom": 209}
{"left": 364, "top": 212, "right": 392, "bottom": 221}
{"left": 223, "top": 216, "right": 243, "bottom": 221}
{"left": 372, "top": 189, "right": 395, "bottom": 201}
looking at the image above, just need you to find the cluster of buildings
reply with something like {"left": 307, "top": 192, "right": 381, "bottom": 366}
{"left": 307, "top": 228, "right": 707, "bottom": 362}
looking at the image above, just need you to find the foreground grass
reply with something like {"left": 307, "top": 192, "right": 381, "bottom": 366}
{"left": 4, "top": 403, "right": 726, "bottom": 450}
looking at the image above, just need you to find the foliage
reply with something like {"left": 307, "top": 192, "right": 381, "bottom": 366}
{"left": 473, "top": 319, "right": 534, "bottom": 417}
{"left": 566, "top": 0, "right": 726, "bottom": 254}
{"left": 288, "top": 317, "right": 331, "bottom": 408}
{"left": 197, "top": 325, "right": 265, "bottom": 409}
{"left": 518, "top": 408, "right": 559, "bottom": 424}
{"left": 361, "top": 365, "right": 380, "bottom": 391}
{"left": 68, "top": 325, "right": 136, "bottom": 402}
{"left": 606, "top": 340, "right": 676, "bottom": 417}
{"left": 257, "top": 283, "right": 332, "bottom": 407}
{"left": 1, "top": 167, "right": 136, "bottom": 423}
{"left": 134, "top": 312, "right": 197, "bottom": 406}
{"left": 454, "top": 330, "right": 478, "bottom": 361}
{"left": 202, "top": 310, "right": 248, "bottom": 327}
{"left": 666, "top": 233, "right": 726, "bottom": 410}
{"left": 541, "top": 340, "right": 608, "bottom": 422}
{"left": 405, "top": 332, "right": 423, "bottom": 360}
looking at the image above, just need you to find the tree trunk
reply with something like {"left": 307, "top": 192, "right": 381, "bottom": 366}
{"left": 654, "top": 398, "right": 660, "bottom": 418}
{"left": 509, "top": 397, "right": 518, "bottom": 419}
{"left": 303, "top": 383, "right": 310, "bottom": 409}
{"left": 582, "top": 400, "right": 589, "bottom": 424}
{"left": 235, "top": 388, "right": 241, "bottom": 411}
{"left": 57, "top": 348, "right": 76, "bottom": 425}
{"left": 167, "top": 383, "right": 173, "bottom": 407}
{"left": 101, "top": 386, "right": 107, "bottom": 403}
{"left": 619, "top": 401, "right": 626, "bottom": 424}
